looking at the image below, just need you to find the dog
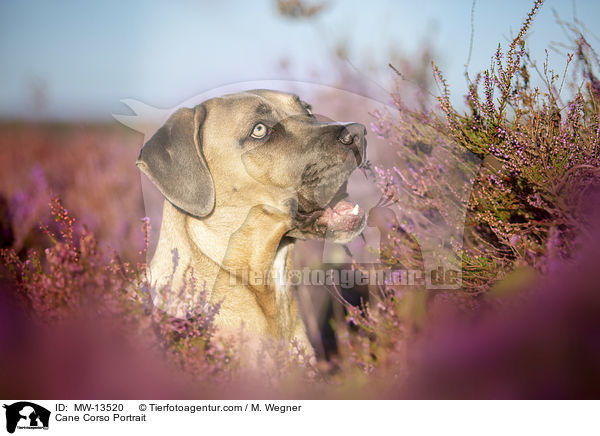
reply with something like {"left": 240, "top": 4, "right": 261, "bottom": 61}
{"left": 136, "top": 89, "right": 367, "bottom": 353}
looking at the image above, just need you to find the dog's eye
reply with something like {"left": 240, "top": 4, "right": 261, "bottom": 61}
{"left": 250, "top": 123, "right": 270, "bottom": 139}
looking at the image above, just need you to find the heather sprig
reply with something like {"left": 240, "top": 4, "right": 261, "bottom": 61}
{"left": 0, "top": 196, "right": 240, "bottom": 383}
{"left": 372, "top": 0, "right": 600, "bottom": 293}
{"left": 335, "top": 0, "right": 600, "bottom": 380}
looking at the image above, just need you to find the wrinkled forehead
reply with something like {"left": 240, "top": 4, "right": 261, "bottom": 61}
{"left": 205, "top": 90, "right": 308, "bottom": 124}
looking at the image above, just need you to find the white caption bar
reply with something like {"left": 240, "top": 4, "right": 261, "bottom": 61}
{"left": 1, "top": 400, "right": 598, "bottom": 436}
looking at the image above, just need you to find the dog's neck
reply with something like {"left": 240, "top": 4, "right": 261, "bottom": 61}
{"left": 149, "top": 200, "right": 296, "bottom": 327}
{"left": 186, "top": 204, "right": 255, "bottom": 266}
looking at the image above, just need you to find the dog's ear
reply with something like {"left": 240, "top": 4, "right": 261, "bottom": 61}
{"left": 136, "top": 104, "right": 215, "bottom": 218}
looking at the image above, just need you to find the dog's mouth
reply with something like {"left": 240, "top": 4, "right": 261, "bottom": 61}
{"left": 288, "top": 182, "right": 366, "bottom": 242}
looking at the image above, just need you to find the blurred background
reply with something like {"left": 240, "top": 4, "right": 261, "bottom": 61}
{"left": 2, "top": 0, "right": 600, "bottom": 120}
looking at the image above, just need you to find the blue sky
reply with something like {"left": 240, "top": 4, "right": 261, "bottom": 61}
{"left": 1, "top": 0, "right": 599, "bottom": 120}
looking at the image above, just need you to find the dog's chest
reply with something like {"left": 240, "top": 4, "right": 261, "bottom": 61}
{"left": 272, "top": 242, "right": 292, "bottom": 333}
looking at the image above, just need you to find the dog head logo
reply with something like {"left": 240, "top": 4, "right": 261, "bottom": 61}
{"left": 3, "top": 402, "right": 50, "bottom": 434}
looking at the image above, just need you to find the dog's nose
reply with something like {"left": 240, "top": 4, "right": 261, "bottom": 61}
{"left": 337, "top": 123, "right": 365, "bottom": 145}
{"left": 338, "top": 123, "right": 367, "bottom": 164}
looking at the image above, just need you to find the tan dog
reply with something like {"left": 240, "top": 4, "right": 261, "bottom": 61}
{"left": 136, "top": 90, "right": 367, "bottom": 353}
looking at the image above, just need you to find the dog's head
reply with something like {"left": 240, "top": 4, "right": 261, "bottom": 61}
{"left": 136, "top": 89, "right": 367, "bottom": 243}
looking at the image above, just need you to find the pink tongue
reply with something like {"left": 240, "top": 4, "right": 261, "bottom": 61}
{"left": 332, "top": 200, "right": 354, "bottom": 215}
{"left": 316, "top": 200, "right": 363, "bottom": 232}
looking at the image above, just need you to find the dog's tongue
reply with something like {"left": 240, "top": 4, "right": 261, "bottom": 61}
{"left": 316, "top": 200, "right": 364, "bottom": 232}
